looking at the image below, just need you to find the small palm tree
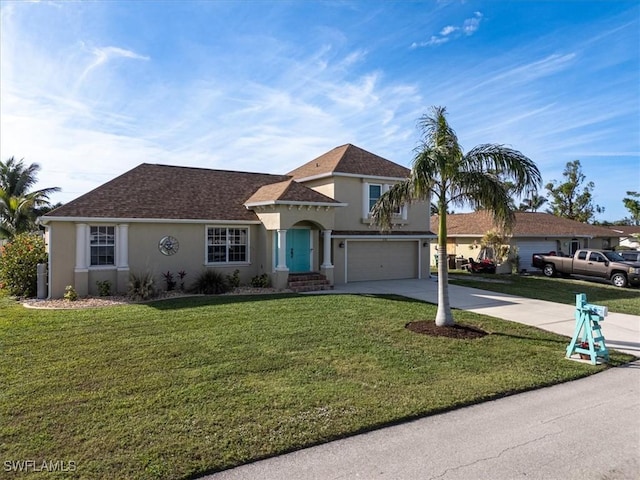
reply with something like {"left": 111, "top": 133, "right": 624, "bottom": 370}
{"left": 371, "top": 106, "right": 541, "bottom": 326}
{"left": 518, "top": 193, "right": 548, "bottom": 212}
{"left": 0, "top": 157, "right": 60, "bottom": 239}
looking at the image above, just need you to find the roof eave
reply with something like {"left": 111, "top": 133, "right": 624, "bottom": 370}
{"left": 244, "top": 201, "right": 348, "bottom": 208}
{"left": 39, "top": 216, "right": 262, "bottom": 225}
{"left": 295, "top": 172, "right": 408, "bottom": 183}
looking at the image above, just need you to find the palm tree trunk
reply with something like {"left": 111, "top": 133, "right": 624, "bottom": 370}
{"left": 435, "top": 206, "right": 454, "bottom": 326}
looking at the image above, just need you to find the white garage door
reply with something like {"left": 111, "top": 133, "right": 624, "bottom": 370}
{"left": 516, "top": 240, "right": 557, "bottom": 270}
{"left": 347, "top": 241, "right": 418, "bottom": 282}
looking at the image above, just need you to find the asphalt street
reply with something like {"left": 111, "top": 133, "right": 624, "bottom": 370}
{"left": 204, "top": 278, "right": 640, "bottom": 480}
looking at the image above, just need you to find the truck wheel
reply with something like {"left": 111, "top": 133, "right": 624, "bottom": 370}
{"left": 543, "top": 264, "right": 556, "bottom": 277}
{"left": 611, "top": 273, "right": 628, "bottom": 288}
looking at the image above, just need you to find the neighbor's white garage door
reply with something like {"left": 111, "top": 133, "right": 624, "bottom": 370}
{"left": 516, "top": 240, "right": 557, "bottom": 270}
{"left": 347, "top": 241, "right": 418, "bottom": 282}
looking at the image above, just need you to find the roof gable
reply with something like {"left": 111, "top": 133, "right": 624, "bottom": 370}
{"left": 245, "top": 179, "right": 340, "bottom": 206}
{"left": 287, "top": 144, "right": 410, "bottom": 180}
{"left": 432, "top": 211, "right": 617, "bottom": 237}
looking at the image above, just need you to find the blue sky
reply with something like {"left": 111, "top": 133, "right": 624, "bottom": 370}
{"left": 1, "top": 0, "right": 638, "bottom": 222}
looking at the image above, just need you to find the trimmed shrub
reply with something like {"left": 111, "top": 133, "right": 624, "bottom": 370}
{"left": 96, "top": 280, "right": 112, "bottom": 297}
{"left": 250, "top": 273, "right": 270, "bottom": 288}
{"left": 0, "top": 233, "right": 47, "bottom": 297}
{"left": 128, "top": 271, "right": 156, "bottom": 301}
{"left": 227, "top": 269, "right": 240, "bottom": 288}
{"left": 64, "top": 285, "right": 78, "bottom": 301}
{"left": 191, "top": 270, "right": 230, "bottom": 294}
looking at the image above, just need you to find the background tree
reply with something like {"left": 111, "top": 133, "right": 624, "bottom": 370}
{"left": 545, "top": 160, "right": 603, "bottom": 223}
{"left": 622, "top": 191, "right": 640, "bottom": 226}
{"left": 0, "top": 157, "right": 60, "bottom": 239}
{"left": 371, "top": 106, "right": 541, "bottom": 326}
{"left": 518, "top": 193, "right": 548, "bottom": 212}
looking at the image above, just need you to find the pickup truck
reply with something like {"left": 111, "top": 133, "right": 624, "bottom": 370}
{"left": 531, "top": 249, "right": 640, "bottom": 288}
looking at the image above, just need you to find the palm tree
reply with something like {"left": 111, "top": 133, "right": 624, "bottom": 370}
{"left": 0, "top": 157, "right": 60, "bottom": 239}
{"left": 371, "top": 106, "right": 541, "bottom": 326}
{"left": 518, "top": 193, "right": 548, "bottom": 212}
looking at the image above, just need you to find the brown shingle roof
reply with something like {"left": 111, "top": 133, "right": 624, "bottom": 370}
{"left": 609, "top": 225, "right": 640, "bottom": 235}
{"left": 245, "top": 179, "right": 340, "bottom": 205}
{"left": 46, "top": 164, "right": 300, "bottom": 221}
{"left": 432, "top": 211, "right": 617, "bottom": 238}
{"left": 287, "top": 144, "right": 410, "bottom": 180}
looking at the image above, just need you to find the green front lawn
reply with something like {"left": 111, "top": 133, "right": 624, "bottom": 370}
{"left": 1, "top": 293, "right": 633, "bottom": 479}
{"left": 448, "top": 272, "right": 640, "bottom": 315}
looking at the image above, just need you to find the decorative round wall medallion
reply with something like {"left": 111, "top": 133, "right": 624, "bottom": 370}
{"left": 158, "top": 236, "right": 179, "bottom": 256}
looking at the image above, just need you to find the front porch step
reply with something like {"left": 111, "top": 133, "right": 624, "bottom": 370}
{"left": 287, "top": 273, "right": 333, "bottom": 293}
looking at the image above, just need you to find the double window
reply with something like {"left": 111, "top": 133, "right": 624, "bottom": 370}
{"left": 90, "top": 226, "right": 115, "bottom": 266}
{"left": 207, "top": 227, "right": 248, "bottom": 263}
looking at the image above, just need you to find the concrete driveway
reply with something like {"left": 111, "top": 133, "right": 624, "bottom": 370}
{"left": 333, "top": 277, "right": 640, "bottom": 356}
{"left": 204, "top": 278, "right": 640, "bottom": 480}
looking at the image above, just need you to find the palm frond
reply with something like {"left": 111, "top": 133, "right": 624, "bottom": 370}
{"left": 464, "top": 144, "right": 542, "bottom": 197}
{"left": 370, "top": 180, "right": 414, "bottom": 231}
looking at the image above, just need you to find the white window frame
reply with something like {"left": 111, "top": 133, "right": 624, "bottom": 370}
{"left": 89, "top": 225, "right": 116, "bottom": 267}
{"left": 206, "top": 226, "right": 250, "bottom": 264}
{"left": 364, "top": 182, "right": 405, "bottom": 219}
{"left": 368, "top": 184, "right": 383, "bottom": 213}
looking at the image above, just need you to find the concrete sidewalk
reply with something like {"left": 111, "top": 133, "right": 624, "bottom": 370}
{"left": 205, "top": 279, "right": 640, "bottom": 480}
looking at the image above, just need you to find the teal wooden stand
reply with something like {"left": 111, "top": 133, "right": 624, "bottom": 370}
{"left": 566, "top": 293, "right": 609, "bottom": 365}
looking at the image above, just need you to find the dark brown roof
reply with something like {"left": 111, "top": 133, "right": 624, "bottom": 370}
{"left": 245, "top": 179, "right": 340, "bottom": 205}
{"left": 432, "top": 211, "right": 617, "bottom": 238}
{"left": 45, "top": 164, "right": 296, "bottom": 221}
{"left": 333, "top": 230, "right": 435, "bottom": 237}
{"left": 609, "top": 225, "right": 640, "bottom": 235}
{"left": 287, "top": 144, "right": 410, "bottom": 180}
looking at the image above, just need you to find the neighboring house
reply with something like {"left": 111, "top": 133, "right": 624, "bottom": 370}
{"left": 430, "top": 211, "right": 619, "bottom": 271}
{"left": 608, "top": 225, "right": 640, "bottom": 250}
{"left": 40, "top": 144, "right": 435, "bottom": 298}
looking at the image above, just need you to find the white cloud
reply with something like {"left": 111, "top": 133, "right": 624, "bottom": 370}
{"left": 77, "top": 45, "right": 149, "bottom": 85}
{"left": 440, "top": 25, "right": 458, "bottom": 36}
{"left": 463, "top": 12, "right": 483, "bottom": 35}
{"left": 413, "top": 10, "right": 483, "bottom": 48}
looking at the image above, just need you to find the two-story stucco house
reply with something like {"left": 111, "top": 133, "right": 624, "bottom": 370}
{"left": 40, "top": 144, "right": 435, "bottom": 298}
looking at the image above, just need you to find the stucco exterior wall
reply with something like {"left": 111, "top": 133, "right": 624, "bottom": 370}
{"left": 46, "top": 221, "right": 76, "bottom": 298}
{"left": 46, "top": 221, "right": 273, "bottom": 298}
{"left": 327, "top": 176, "right": 430, "bottom": 232}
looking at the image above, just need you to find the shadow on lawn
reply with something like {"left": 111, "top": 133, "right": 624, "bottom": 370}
{"left": 146, "top": 292, "right": 425, "bottom": 311}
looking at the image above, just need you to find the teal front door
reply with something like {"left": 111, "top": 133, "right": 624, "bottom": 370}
{"left": 286, "top": 229, "right": 311, "bottom": 272}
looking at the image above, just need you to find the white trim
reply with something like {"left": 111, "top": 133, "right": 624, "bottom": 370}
{"left": 295, "top": 172, "right": 408, "bottom": 183}
{"left": 321, "top": 229, "right": 333, "bottom": 268}
{"left": 88, "top": 224, "right": 116, "bottom": 267}
{"left": 245, "top": 200, "right": 347, "bottom": 208}
{"left": 276, "top": 229, "right": 288, "bottom": 271}
{"left": 45, "top": 225, "right": 52, "bottom": 299}
{"left": 205, "top": 225, "right": 251, "bottom": 265}
{"left": 332, "top": 234, "right": 436, "bottom": 240}
{"left": 116, "top": 224, "right": 129, "bottom": 269}
{"left": 440, "top": 233, "right": 597, "bottom": 239}
{"left": 40, "top": 216, "right": 261, "bottom": 225}
{"left": 417, "top": 239, "right": 422, "bottom": 280}
{"left": 75, "top": 223, "right": 88, "bottom": 270}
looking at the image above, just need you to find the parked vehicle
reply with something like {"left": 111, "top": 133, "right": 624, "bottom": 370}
{"left": 619, "top": 251, "right": 640, "bottom": 262}
{"left": 462, "top": 257, "right": 497, "bottom": 274}
{"left": 531, "top": 249, "right": 640, "bottom": 288}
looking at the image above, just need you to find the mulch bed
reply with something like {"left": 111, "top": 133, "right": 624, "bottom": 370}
{"left": 405, "top": 321, "right": 488, "bottom": 339}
